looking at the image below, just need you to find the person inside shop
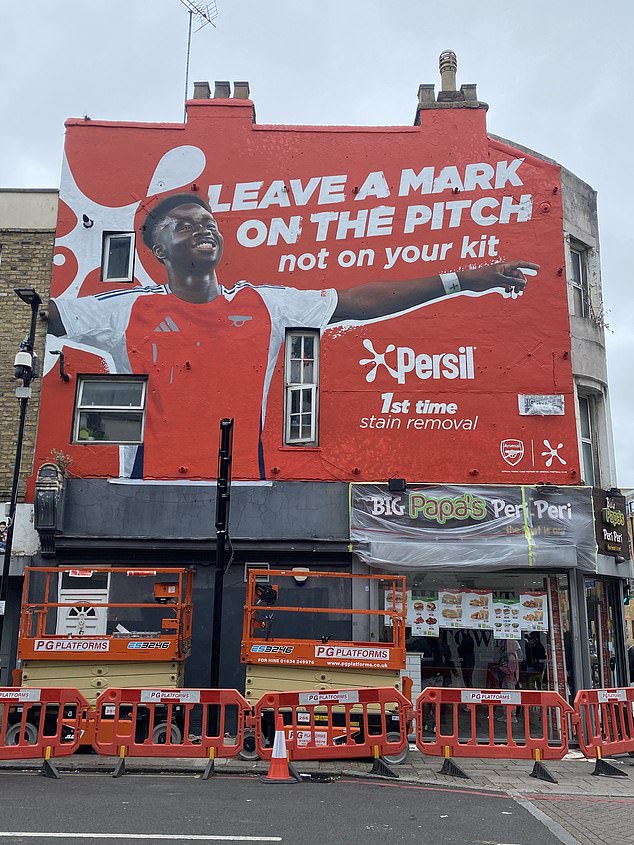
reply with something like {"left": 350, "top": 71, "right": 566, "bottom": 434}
{"left": 456, "top": 629, "right": 476, "bottom": 688}
{"left": 564, "top": 630, "right": 574, "bottom": 696}
{"left": 438, "top": 631, "right": 458, "bottom": 687}
{"left": 418, "top": 636, "right": 442, "bottom": 687}
{"left": 416, "top": 636, "right": 442, "bottom": 732}
{"left": 524, "top": 631, "right": 547, "bottom": 690}
{"left": 494, "top": 639, "right": 521, "bottom": 723}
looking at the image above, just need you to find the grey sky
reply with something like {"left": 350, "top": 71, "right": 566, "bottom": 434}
{"left": 1, "top": 0, "right": 632, "bottom": 484}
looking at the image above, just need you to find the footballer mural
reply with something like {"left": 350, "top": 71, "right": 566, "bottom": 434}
{"left": 39, "top": 102, "right": 578, "bottom": 483}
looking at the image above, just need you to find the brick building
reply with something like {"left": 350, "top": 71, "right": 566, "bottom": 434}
{"left": 0, "top": 189, "right": 57, "bottom": 676}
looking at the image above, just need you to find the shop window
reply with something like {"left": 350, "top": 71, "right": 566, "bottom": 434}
{"left": 570, "top": 245, "right": 589, "bottom": 318}
{"left": 395, "top": 572, "right": 563, "bottom": 700}
{"left": 578, "top": 395, "right": 596, "bottom": 487}
{"left": 102, "top": 232, "right": 135, "bottom": 282}
{"left": 74, "top": 377, "right": 146, "bottom": 444}
{"left": 284, "top": 330, "right": 319, "bottom": 445}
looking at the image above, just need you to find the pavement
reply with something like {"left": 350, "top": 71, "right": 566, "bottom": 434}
{"left": 3, "top": 747, "right": 634, "bottom": 844}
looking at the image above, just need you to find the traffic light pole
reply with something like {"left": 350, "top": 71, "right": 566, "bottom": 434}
{"left": 209, "top": 418, "right": 234, "bottom": 690}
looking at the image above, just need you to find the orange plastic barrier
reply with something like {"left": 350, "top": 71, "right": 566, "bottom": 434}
{"left": 574, "top": 687, "right": 634, "bottom": 761}
{"left": 92, "top": 688, "right": 250, "bottom": 760}
{"left": 253, "top": 687, "right": 410, "bottom": 762}
{"left": 0, "top": 686, "right": 88, "bottom": 760}
{"left": 416, "top": 687, "right": 574, "bottom": 762}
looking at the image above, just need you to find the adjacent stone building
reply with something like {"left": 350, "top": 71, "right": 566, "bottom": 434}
{"left": 0, "top": 189, "right": 57, "bottom": 499}
{"left": 0, "top": 189, "right": 57, "bottom": 678}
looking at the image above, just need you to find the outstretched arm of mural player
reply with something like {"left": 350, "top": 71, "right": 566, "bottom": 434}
{"left": 329, "top": 260, "right": 539, "bottom": 323}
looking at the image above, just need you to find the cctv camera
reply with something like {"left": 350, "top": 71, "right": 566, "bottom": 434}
{"left": 14, "top": 350, "right": 32, "bottom": 381}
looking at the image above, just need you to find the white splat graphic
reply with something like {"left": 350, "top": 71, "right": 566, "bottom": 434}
{"left": 359, "top": 338, "right": 399, "bottom": 382}
{"left": 147, "top": 146, "right": 206, "bottom": 195}
{"left": 541, "top": 439, "right": 566, "bottom": 466}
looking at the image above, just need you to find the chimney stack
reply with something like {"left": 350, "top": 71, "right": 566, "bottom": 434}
{"left": 414, "top": 51, "right": 487, "bottom": 123}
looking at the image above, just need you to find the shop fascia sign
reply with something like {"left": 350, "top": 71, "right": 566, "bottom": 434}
{"left": 593, "top": 489, "right": 630, "bottom": 558}
{"left": 370, "top": 488, "right": 574, "bottom": 526}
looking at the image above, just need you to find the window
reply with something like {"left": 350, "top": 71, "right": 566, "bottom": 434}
{"left": 102, "top": 232, "right": 135, "bottom": 282}
{"left": 74, "top": 378, "right": 146, "bottom": 444}
{"left": 244, "top": 563, "right": 270, "bottom": 583}
{"left": 570, "top": 246, "right": 589, "bottom": 318}
{"left": 284, "top": 331, "right": 319, "bottom": 445}
{"left": 578, "top": 395, "right": 596, "bottom": 486}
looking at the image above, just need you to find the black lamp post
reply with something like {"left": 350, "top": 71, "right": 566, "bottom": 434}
{"left": 209, "top": 418, "right": 234, "bottom": 691}
{"left": 0, "top": 288, "right": 42, "bottom": 683}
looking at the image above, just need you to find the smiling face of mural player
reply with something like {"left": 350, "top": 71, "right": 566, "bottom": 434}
{"left": 150, "top": 199, "right": 225, "bottom": 304}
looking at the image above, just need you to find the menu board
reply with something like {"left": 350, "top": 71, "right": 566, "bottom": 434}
{"left": 384, "top": 589, "right": 409, "bottom": 626}
{"left": 520, "top": 592, "right": 548, "bottom": 632}
{"left": 411, "top": 593, "right": 439, "bottom": 637}
{"left": 462, "top": 590, "right": 493, "bottom": 630}
{"left": 492, "top": 596, "right": 522, "bottom": 639}
{"left": 438, "top": 589, "right": 464, "bottom": 629}
{"left": 401, "top": 587, "right": 549, "bottom": 639}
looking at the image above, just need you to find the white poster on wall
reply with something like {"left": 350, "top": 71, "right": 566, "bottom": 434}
{"left": 438, "top": 589, "right": 464, "bottom": 629}
{"left": 384, "top": 589, "right": 409, "bottom": 626}
{"left": 519, "top": 592, "right": 548, "bottom": 631}
{"left": 462, "top": 590, "right": 493, "bottom": 630}
{"left": 411, "top": 593, "right": 439, "bottom": 637}
{"left": 492, "top": 596, "right": 522, "bottom": 639}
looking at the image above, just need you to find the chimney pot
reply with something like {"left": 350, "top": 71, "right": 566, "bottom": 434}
{"left": 214, "top": 80, "right": 231, "bottom": 99}
{"left": 192, "top": 81, "right": 211, "bottom": 99}
{"left": 233, "top": 81, "right": 250, "bottom": 99}
{"left": 460, "top": 83, "right": 478, "bottom": 102}
{"left": 439, "top": 50, "right": 458, "bottom": 92}
{"left": 417, "top": 84, "right": 436, "bottom": 106}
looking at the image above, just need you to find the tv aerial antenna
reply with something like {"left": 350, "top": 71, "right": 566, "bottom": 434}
{"left": 178, "top": 0, "right": 218, "bottom": 120}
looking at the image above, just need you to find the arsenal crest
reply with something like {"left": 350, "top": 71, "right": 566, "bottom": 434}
{"left": 500, "top": 439, "right": 524, "bottom": 466}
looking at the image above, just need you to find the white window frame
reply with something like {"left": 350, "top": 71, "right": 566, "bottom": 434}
{"left": 578, "top": 394, "right": 596, "bottom": 486}
{"left": 73, "top": 377, "right": 147, "bottom": 445}
{"left": 284, "top": 330, "right": 319, "bottom": 446}
{"left": 570, "top": 244, "right": 589, "bottom": 318}
{"left": 102, "top": 232, "right": 135, "bottom": 282}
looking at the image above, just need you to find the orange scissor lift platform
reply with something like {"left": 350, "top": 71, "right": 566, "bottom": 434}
{"left": 241, "top": 568, "right": 410, "bottom": 700}
{"left": 240, "top": 569, "right": 411, "bottom": 761}
{"left": 15, "top": 566, "right": 194, "bottom": 745}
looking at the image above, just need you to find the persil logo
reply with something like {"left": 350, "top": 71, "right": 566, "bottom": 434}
{"left": 314, "top": 646, "right": 390, "bottom": 661}
{"left": 251, "top": 644, "right": 294, "bottom": 655}
{"left": 127, "top": 641, "right": 170, "bottom": 650}
{"left": 360, "top": 339, "right": 475, "bottom": 385}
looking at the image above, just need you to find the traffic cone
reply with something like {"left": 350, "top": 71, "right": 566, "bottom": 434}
{"left": 260, "top": 715, "right": 298, "bottom": 783}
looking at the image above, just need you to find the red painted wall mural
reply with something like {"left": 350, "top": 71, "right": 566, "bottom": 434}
{"left": 34, "top": 98, "right": 579, "bottom": 484}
